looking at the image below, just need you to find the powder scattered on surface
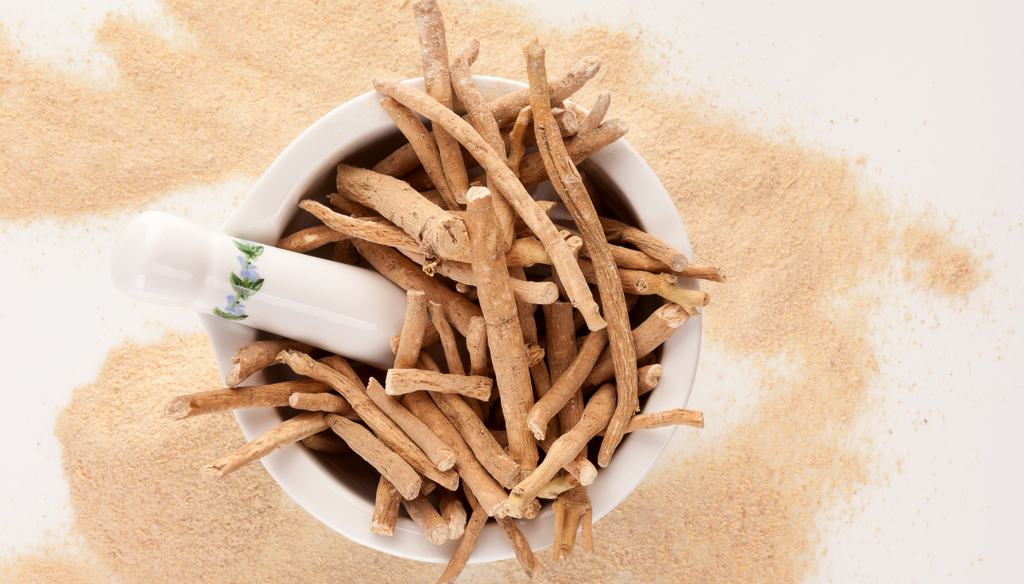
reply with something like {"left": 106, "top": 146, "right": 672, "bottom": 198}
{"left": 49, "top": 332, "right": 440, "bottom": 584}
{"left": 0, "top": 547, "right": 109, "bottom": 584}
{"left": 901, "top": 223, "right": 984, "bottom": 297}
{"left": 1, "top": 0, "right": 986, "bottom": 583}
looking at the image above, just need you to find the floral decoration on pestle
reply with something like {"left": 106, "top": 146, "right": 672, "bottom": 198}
{"left": 213, "top": 240, "right": 265, "bottom": 321}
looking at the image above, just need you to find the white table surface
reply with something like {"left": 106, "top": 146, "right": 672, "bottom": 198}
{"left": 1, "top": 1, "right": 1021, "bottom": 582}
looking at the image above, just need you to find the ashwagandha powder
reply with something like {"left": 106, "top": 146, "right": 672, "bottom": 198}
{"left": 45, "top": 333, "right": 438, "bottom": 584}
{"left": 0, "top": 547, "right": 109, "bottom": 584}
{"left": 0, "top": 0, "right": 984, "bottom": 582}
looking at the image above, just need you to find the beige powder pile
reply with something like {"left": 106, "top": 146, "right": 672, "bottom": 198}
{"left": 0, "top": 547, "right": 108, "bottom": 584}
{"left": 901, "top": 223, "right": 984, "bottom": 297}
{"left": 0, "top": 0, "right": 984, "bottom": 582}
{"left": 47, "top": 333, "right": 438, "bottom": 584}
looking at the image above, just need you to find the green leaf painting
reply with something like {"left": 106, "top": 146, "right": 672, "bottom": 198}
{"left": 214, "top": 240, "right": 266, "bottom": 322}
{"left": 213, "top": 307, "right": 248, "bottom": 321}
{"left": 234, "top": 240, "right": 265, "bottom": 263}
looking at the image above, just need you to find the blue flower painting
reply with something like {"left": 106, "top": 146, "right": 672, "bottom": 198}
{"left": 213, "top": 240, "right": 265, "bottom": 321}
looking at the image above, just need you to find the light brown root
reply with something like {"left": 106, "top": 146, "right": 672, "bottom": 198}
{"left": 402, "top": 493, "right": 451, "bottom": 545}
{"left": 428, "top": 301, "right": 466, "bottom": 376}
{"left": 366, "top": 379, "right": 456, "bottom": 472}
{"left": 430, "top": 391, "right": 522, "bottom": 489}
{"left": 277, "top": 225, "right": 350, "bottom": 254}
{"left": 503, "top": 383, "right": 616, "bottom": 517}
{"left": 276, "top": 350, "right": 459, "bottom": 490}
{"left": 226, "top": 339, "right": 315, "bottom": 387}
{"left": 402, "top": 392, "right": 509, "bottom": 517}
{"left": 203, "top": 412, "right": 328, "bottom": 481}
{"left": 465, "top": 186, "right": 538, "bottom": 474}
{"left": 300, "top": 431, "right": 351, "bottom": 454}
{"left": 437, "top": 488, "right": 467, "bottom": 540}
{"left": 394, "top": 290, "right": 428, "bottom": 370}
{"left": 385, "top": 368, "right": 493, "bottom": 401}
{"left": 325, "top": 414, "right": 422, "bottom": 500}
{"left": 164, "top": 378, "right": 330, "bottom": 420}
{"left": 372, "top": 477, "right": 402, "bottom": 536}
{"left": 371, "top": 76, "right": 604, "bottom": 331}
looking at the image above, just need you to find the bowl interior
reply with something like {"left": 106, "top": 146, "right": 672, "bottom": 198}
{"left": 197, "top": 76, "right": 702, "bottom": 563}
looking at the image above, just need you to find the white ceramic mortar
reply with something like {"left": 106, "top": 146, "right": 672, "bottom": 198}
{"left": 196, "top": 76, "right": 702, "bottom": 563}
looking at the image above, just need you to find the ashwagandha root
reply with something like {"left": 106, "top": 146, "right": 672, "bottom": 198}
{"left": 600, "top": 216, "right": 687, "bottom": 272}
{"left": 403, "top": 492, "right": 451, "bottom": 545}
{"left": 495, "top": 516, "right": 540, "bottom": 579}
{"left": 465, "top": 186, "right": 538, "bottom": 473}
{"left": 576, "top": 90, "right": 611, "bottom": 136}
{"left": 527, "top": 328, "right": 608, "bottom": 440}
{"left": 386, "top": 368, "right": 493, "bottom": 401}
{"left": 332, "top": 238, "right": 359, "bottom": 265}
{"left": 466, "top": 316, "right": 488, "bottom": 377}
{"left": 542, "top": 301, "right": 593, "bottom": 489}
{"left": 371, "top": 55, "right": 601, "bottom": 184}
{"left": 490, "top": 55, "right": 602, "bottom": 128}
{"left": 516, "top": 118, "right": 628, "bottom": 190}
{"left": 579, "top": 259, "right": 709, "bottom": 316}
{"left": 379, "top": 96, "right": 458, "bottom": 209}
{"left": 203, "top": 411, "right": 328, "bottom": 481}
{"left": 327, "top": 192, "right": 376, "bottom": 218}
{"left": 400, "top": 250, "right": 559, "bottom": 304}
{"left": 394, "top": 290, "right": 429, "bottom": 370}
{"left": 542, "top": 301, "right": 578, "bottom": 380}
{"left": 288, "top": 392, "right": 358, "bottom": 419}
{"left": 366, "top": 379, "right": 456, "bottom": 472}
{"left": 509, "top": 266, "right": 554, "bottom": 410}
{"left": 411, "top": 0, "right": 468, "bottom": 203}
{"left": 430, "top": 391, "right": 522, "bottom": 488}
{"left": 226, "top": 339, "right": 315, "bottom": 387}
{"left": 524, "top": 37, "right": 638, "bottom": 468}
{"left": 402, "top": 391, "right": 509, "bottom": 517}
{"left": 371, "top": 77, "right": 605, "bottom": 332}
{"left": 637, "top": 363, "right": 663, "bottom": 395}
{"left": 319, "top": 354, "right": 363, "bottom": 385}
{"left": 372, "top": 476, "right": 402, "bottom": 536}
{"left": 391, "top": 323, "right": 442, "bottom": 355}
{"left": 277, "top": 225, "right": 350, "bottom": 254}
{"left": 165, "top": 378, "right": 331, "bottom": 420}
{"left": 300, "top": 431, "right": 351, "bottom": 454}
{"left": 450, "top": 37, "right": 515, "bottom": 249}
{"left": 678, "top": 263, "right": 727, "bottom": 282}
{"left": 325, "top": 413, "right": 422, "bottom": 500}
{"left": 538, "top": 425, "right": 598, "bottom": 487}
{"left": 428, "top": 301, "right": 466, "bottom": 376}
{"left": 435, "top": 487, "right": 489, "bottom": 584}
{"left": 553, "top": 484, "right": 594, "bottom": 561}
{"left": 507, "top": 106, "right": 532, "bottom": 178}
{"left": 300, "top": 200, "right": 423, "bottom": 254}
{"left": 335, "top": 163, "right": 469, "bottom": 259}
{"left": 535, "top": 472, "right": 579, "bottom": 499}
{"left": 500, "top": 106, "right": 579, "bottom": 150}
{"left": 585, "top": 303, "right": 691, "bottom": 389}
{"left": 503, "top": 383, "right": 617, "bottom": 517}
{"left": 437, "top": 488, "right": 467, "bottom": 540}
{"left": 489, "top": 426, "right": 597, "bottom": 486}
{"left": 276, "top": 350, "right": 459, "bottom": 490}
{"left": 626, "top": 409, "right": 704, "bottom": 432}
{"left": 594, "top": 409, "right": 704, "bottom": 436}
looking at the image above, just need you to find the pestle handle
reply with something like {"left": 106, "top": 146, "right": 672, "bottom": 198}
{"left": 111, "top": 212, "right": 407, "bottom": 370}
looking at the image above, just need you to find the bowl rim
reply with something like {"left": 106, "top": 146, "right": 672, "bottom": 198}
{"left": 197, "top": 75, "right": 702, "bottom": 564}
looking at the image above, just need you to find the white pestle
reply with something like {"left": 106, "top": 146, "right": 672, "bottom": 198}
{"left": 110, "top": 211, "right": 407, "bottom": 370}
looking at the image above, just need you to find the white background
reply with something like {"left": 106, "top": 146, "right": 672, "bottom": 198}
{"left": 1, "top": 1, "right": 1021, "bottom": 581}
